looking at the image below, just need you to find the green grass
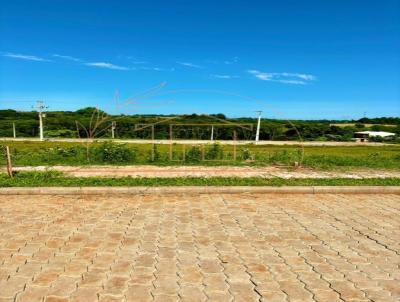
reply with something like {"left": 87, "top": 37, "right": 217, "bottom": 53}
{"left": 1, "top": 140, "right": 400, "bottom": 170}
{"left": 0, "top": 171, "right": 399, "bottom": 187}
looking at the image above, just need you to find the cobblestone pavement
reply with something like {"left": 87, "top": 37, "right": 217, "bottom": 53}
{"left": 0, "top": 193, "right": 399, "bottom": 302}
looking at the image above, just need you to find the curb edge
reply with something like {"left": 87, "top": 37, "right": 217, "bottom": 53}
{"left": 0, "top": 186, "right": 399, "bottom": 195}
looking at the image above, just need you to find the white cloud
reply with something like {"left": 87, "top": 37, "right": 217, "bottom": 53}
{"left": 278, "top": 79, "right": 307, "bottom": 85}
{"left": 177, "top": 61, "right": 203, "bottom": 69}
{"left": 138, "top": 66, "right": 175, "bottom": 72}
{"left": 139, "top": 66, "right": 163, "bottom": 71}
{"left": 247, "top": 70, "right": 316, "bottom": 85}
{"left": 85, "top": 62, "right": 129, "bottom": 70}
{"left": 52, "top": 54, "right": 82, "bottom": 62}
{"left": 274, "top": 72, "right": 316, "bottom": 81}
{"left": 211, "top": 74, "right": 239, "bottom": 79}
{"left": 224, "top": 56, "right": 239, "bottom": 65}
{"left": 2, "top": 52, "right": 50, "bottom": 62}
{"left": 248, "top": 70, "right": 273, "bottom": 81}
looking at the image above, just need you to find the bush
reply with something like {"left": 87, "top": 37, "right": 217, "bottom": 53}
{"left": 186, "top": 145, "right": 202, "bottom": 162}
{"left": 93, "top": 141, "right": 135, "bottom": 163}
{"left": 45, "top": 129, "right": 77, "bottom": 138}
{"left": 53, "top": 146, "right": 81, "bottom": 157}
{"left": 241, "top": 148, "right": 253, "bottom": 161}
{"left": 355, "top": 123, "right": 365, "bottom": 129}
{"left": 206, "top": 143, "right": 223, "bottom": 160}
{"left": 369, "top": 136, "right": 384, "bottom": 142}
{"left": 268, "top": 150, "right": 301, "bottom": 165}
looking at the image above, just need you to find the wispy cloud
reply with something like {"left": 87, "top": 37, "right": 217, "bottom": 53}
{"left": 205, "top": 57, "right": 239, "bottom": 65}
{"left": 2, "top": 52, "right": 50, "bottom": 62}
{"left": 248, "top": 70, "right": 273, "bottom": 81}
{"left": 139, "top": 66, "right": 162, "bottom": 71}
{"left": 52, "top": 54, "right": 82, "bottom": 62}
{"left": 278, "top": 79, "right": 309, "bottom": 85}
{"left": 248, "top": 70, "right": 316, "bottom": 85}
{"left": 224, "top": 56, "right": 239, "bottom": 65}
{"left": 274, "top": 72, "right": 316, "bottom": 81}
{"left": 177, "top": 61, "right": 203, "bottom": 69}
{"left": 85, "top": 62, "right": 129, "bottom": 70}
{"left": 138, "top": 66, "right": 175, "bottom": 72}
{"left": 2, "top": 52, "right": 134, "bottom": 72}
{"left": 211, "top": 74, "right": 239, "bottom": 79}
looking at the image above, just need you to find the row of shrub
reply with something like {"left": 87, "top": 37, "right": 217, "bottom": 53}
{"left": 93, "top": 142, "right": 307, "bottom": 164}
{"left": 3, "top": 141, "right": 305, "bottom": 166}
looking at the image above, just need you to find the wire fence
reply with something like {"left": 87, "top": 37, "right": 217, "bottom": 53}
{"left": 1, "top": 141, "right": 304, "bottom": 169}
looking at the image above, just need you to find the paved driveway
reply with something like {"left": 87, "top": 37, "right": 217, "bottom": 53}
{"left": 0, "top": 193, "right": 399, "bottom": 302}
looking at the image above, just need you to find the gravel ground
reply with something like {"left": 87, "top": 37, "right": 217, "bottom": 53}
{"left": 7, "top": 165, "right": 400, "bottom": 179}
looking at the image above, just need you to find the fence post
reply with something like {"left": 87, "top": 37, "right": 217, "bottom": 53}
{"left": 5, "top": 146, "right": 13, "bottom": 178}
{"left": 233, "top": 130, "right": 237, "bottom": 161}
{"left": 13, "top": 123, "right": 16, "bottom": 138}
{"left": 169, "top": 125, "right": 173, "bottom": 161}
{"left": 111, "top": 121, "right": 116, "bottom": 139}
{"left": 201, "top": 144, "right": 205, "bottom": 161}
{"left": 151, "top": 125, "right": 155, "bottom": 161}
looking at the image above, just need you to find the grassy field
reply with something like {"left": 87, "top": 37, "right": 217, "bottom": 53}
{"left": 0, "top": 171, "right": 399, "bottom": 187}
{"left": 1, "top": 140, "right": 399, "bottom": 170}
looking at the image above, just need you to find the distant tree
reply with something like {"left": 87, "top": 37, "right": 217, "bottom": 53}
{"left": 75, "top": 107, "right": 105, "bottom": 116}
{"left": 355, "top": 123, "right": 365, "bottom": 129}
{"left": 211, "top": 113, "right": 226, "bottom": 120}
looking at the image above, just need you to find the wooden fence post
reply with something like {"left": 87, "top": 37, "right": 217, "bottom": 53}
{"left": 151, "top": 125, "right": 155, "bottom": 161}
{"left": 233, "top": 130, "right": 237, "bottom": 161}
{"left": 5, "top": 146, "right": 13, "bottom": 178}
{"left": 169, "top": 125, "right": 173, "bottom": 161}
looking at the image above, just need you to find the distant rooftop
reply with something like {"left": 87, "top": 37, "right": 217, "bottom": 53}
{"left": 354, "top": 131, "right": 396, "bottom": 137}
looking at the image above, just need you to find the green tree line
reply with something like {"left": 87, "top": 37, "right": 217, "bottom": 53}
{"left": 1, "top": 108, "right": 399, "bottom": 141}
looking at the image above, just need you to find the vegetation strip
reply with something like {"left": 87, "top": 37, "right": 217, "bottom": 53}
{"left": 1, "top": 108, "right": 399, "bottom": 142}
{"left": 0, "top": 172, "right": 399, "bottom": 187}
{"left": 1, "top": 141, "right": 400, "bottom": 170}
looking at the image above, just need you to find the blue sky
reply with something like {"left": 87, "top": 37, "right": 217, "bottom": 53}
{"left": 0, "top": 0, "right": 399, "bottom": 119}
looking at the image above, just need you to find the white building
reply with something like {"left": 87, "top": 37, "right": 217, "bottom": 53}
{"left": 354, "top": 131, "right": 396, "bottom": 142}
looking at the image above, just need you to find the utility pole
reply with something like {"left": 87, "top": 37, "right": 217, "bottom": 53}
{"left": 255, "top": 110, "right": 262, "bottom": 143}
{"left": 34, "top": 101, "right": 47, "bottom": 141}
{"left": 210, "top": 125, "right": 214, "bottom": 141}
{"left": 111, "top": 121, "right": 116, "bottom": 139}
{"left": 12, "top": 123, "right": 16, "bottom": 138}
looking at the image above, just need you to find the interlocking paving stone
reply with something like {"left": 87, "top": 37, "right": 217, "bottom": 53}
{"left": 0, "top": 193, "right": 399, "bottom": 301}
